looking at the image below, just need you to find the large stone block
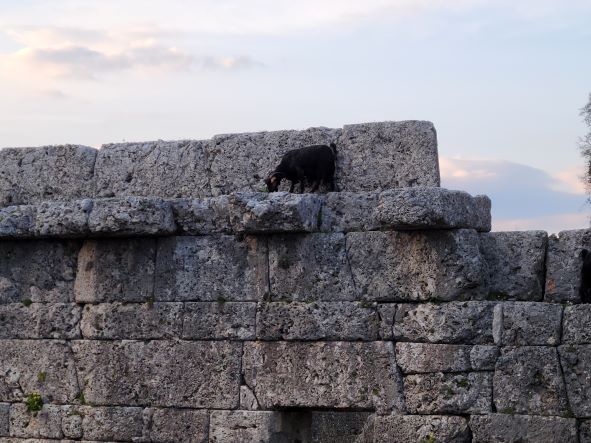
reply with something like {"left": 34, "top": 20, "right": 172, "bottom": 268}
{"left": 393, "top": 302, "right": 496, "bottom": 344}
{"left": 243, "top": 341, "right": 404, "bottom": 414}
{"left": 0, "top": 340, "right": 79, "bottom": 404}
{"left": 0, "top": 240, "right": 80, "bottom": 304}
{"left": 470, "top": 414, "right": 578, "bottom": 443}
{"left": 80, "top": 302, "right": 183, "bottom": 339}
{"left": 182, "top": 302, "right": 256, "bottom": 340}
{"left": 480, "top": 231, "right": 547, "bottom": 301}
{"left": 256, "top": 301, "right": 378, "bottom": 341}
{"left": 395, "top": 343, "right": 498, "bottom": 374}
{"left": 0, "top": 404, "right": 8, "bottom": 437}
{"left": 80, "top": 406, "right": 144, "bottom": 442}
{"left": 319, "top": 192, "right": 379, "bottom": 232}
{"left": 0, "top": 145, "right": 97, "bottom": 206}
{"left": 377, "top": 303, "right": 396, "bottom": 340}
{"left": 155, "top": 235, "right": 267, "bottom": 301}
{"left": 171, "top": 196, "right": 231, "bottom": 235}
{"left": 72, "top": 340, "right": 241, "bottom": 408}
{"left": 268, "top": 233, "right": 356, "bottom": 301}
{"left": 545, "top": 229, "right": 591, "bottom": 303}
{"left": 493, "top": 302, "right": 562, "bottom": 346}
{"left": 229, "top": 192, "right": 322, "bottom": 233}
{"left": 563, "top": 305, "right": 591, "bottom": 344}
{"left": 347, "top": 230, "right": 488, "bottom": 302}
{"left": 0, "top": 303, "right": 81, "bottom": 339}
{"left": 74, "top": 238, "right": 156, "bottom": 303}
{"left": 493, "top": 346, "right": 568, "bottom": 415}
{"left": 34, "top": 200, "right": 93, "bottom": 237}
{"left": 207, "top": 127, "right": 339, "bottom": 196}
{"left": 87, "top": 197, "right": 176, "bottom": 236}
{"left": 310, "top": 412, "right": 373, "bottom": 443}
{"left": 149, "top": 408, "right": 208, "bottom": 443}
{"left": 404, "top": 372, "right": 492, "bottom": 414}
{"left": 337, "top": 121, "right": 440, "bottom": 191}
{"left": 374, "top": 415, "right": 470, "bottom": 443}
{"left": 9, "top": 403, "right": 64, "bottom": 439}
{"left": 0, "top": 205, "right": 35, "bottom": 238}
{"left": 558, "top": 344, "right": 591, "bottom": 417}
{"left": 94, "top": 139, "right": 210, "bottom": 198}
{"left": 580, "top": 420, "right": 591, "bottom": 443}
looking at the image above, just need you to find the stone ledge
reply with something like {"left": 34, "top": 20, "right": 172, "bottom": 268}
{"left": 0, "top": 188, "right": 491, "bottom": 239}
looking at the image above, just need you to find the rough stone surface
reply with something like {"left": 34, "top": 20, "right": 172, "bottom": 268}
{"left": 9, "top": 403, "right": 64, "bottom": 439}
{"left": 580, "top": 420, "right": 591, "bottom": 443}
{"left": 150, "top": 408, "right": 208, "bottom": 443}
{"left": 155, "top": 235, "right": 267, "bottom": 302}
{"left": 393, "top": 302, "right": 496, "bottom": 344}
{"left": 268, "top": 233, "right": 357, "bottom": 301}
{"left": 545, "top": 228, "right": 591, "bottom": 303}
{"left": 94, "top": 139, "right": 210, "bottom": 198}
{"left": 319, "top": 192, "right": 379, "bottom": 232}
{"left": 0, "top": 404, "right": 8, "bottom": 437}
{"left": 0, "top": 240, "right": 79, "bottom": 304}
{"left": 347, "top": 230, "right": 488, "bottom": 302}
{"left": 493, "top": 302, "right": 562, "bottom": 346}
{"left": 75, "top": 239, "right": 156, "bottom": 303}
{"left": 33, "top": 200, "right": 93, "bottom": 237}
{"left": 0, "top": 206, "right": 34, "bottom": 237}
{"left": 0, "top": 340, "right": 79, "bottom": 404}
{"left": 80, "top": 302, "right": 183, "bottom": 339}
{"left": 395, "top": 343, "right": 498, "bottom": 374}
{"left": 240, "top": 385, "right": 259, "bottom": 410}
{"left": 182, "top": 302, "right": 256, "bottom": 340}
{"left": 0, "top": 303, "right": 81, "bottom": 339}
{"left": 494, "top": 346, "right": 569, "bottom": 416}
{"left": 374, "top": 415, "right": 470, "bottom": 443}
{"left": 229, "top": 192, "right": 322, "bottom": 233}
{"left": 87, "top": 197, "right": 176, "bottom": 236}
{"left": 337, "top": 120, "right": 440, "bottom": 191}
{"left": 72, "top": 340, "right": 241, "bottom": 408}
{"left": 243, "top": 341, "right": 404, "bottom": 414}
{"left": 0, "top": 145, "right": 97, "bottom": 206}
{"left": 256, "top": 301, "right": 378, "bottom": 341}
{"left": 558, "top": 344, "right": 591, "bottom": 417}
{"left": 469, "top": 414, "right": 578, "bottom": 443}
{"left": 207, "top": 127, "right": 340, "bottom": 196}
{"left": 81, "top": 406, "right": 144, "bottom": 441}
{"left": 563, "top": 305, "right": 591, "bottom": 344}
{"left": 171, "top": 196, "right": 231, "bottom": 234}
{"left": 404, "top": 372, "right": 492, "bottom": 414}
{"left": 480, "top": 231, "right": 547, "bottom": 301}
{"left": 310, "top": 412, "right": 373, "bottom": 443}
{"left": 377, "top": 304, "right": 396, "bottom": 340}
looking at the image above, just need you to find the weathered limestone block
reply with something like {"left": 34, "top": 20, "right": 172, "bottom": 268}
{"left": 256, "top": 301, "right": 378, "bottom": 341}
{"left": 404, "top": 372, "right": 492, "bottom": 414}
{"left": 580, "top": 420, "right": 591, "bottom": 443}
{"left": 81, "top": 406, "right": 144, "bottom": 442}
{"left": 337, "top": 121, "right": 440, "bottom": 191}
{"left": 558, "top": 344, "right": 591, "bottom": 417}
{"left": 347, "top": 230, "right": 487, "bottom": 302}
{"left": 182, "top": 302, "right": 256, "bottom": 340}
{"left": 395, "top": 343, "right": 498, "bottom": 374}
{"left": 155, "top": 235, "right": 267, "bottom": 302}
{"left": 319, "top": 192, "right": 379, "bottom": 232}
{"left": 9, "top": 403, "right": 64, "bottom": 439}
{"left": 494, "top": 347, "right": 569, "bottom": 415}
{"left": 72, "top": 340, "right": 241, "bottom": 408}
{"left": 87, "top": 197, "right": 176, "bottom": 236}
{"left": 480, "top": 231, "right": 547, "bottom": 301}
{"left": 61, "top": 408, "right": 82, "bottom": 440}
{"left": 493, "top": 302, "right": 562, "bottom": 346}
{"left": 33, "top": 200, "right": 93, "bottom": 237}
{"left": 0, "top": 145, "right": 97, "bottom": 206}
{"left": 207, "top": 127, "right": 339, "bottom": 196}
{"left": 469, "top": 414, "right": 578, "bottom": 443}
{"left": 0, "top": 206, "right": 34, "bottom": 237}
{"left": 563, "top": 305, "right": 591, "bottom": 344}
{"left": 310, "top": 412, "right": 374, "bottom": 443}
{"left": 240, "top": 385, "right": 259, "bottom": 410}
{"left": 80, "top": 302, "right": 182, "bottom": 339}
{"left": 74, "top": 239, "right": 156, "bottom": 303}
{"left": 393, "top": 302, "right": 495, "bottom": 344}
{"left": 0, "top": 303, "right": 81, "bottom": 339}
{"left": 243, "top": 341, "right": 404, "bottom": 414}
{"left": 0, "top": 240, "right": 79, "bottom": 304}
{"left": 171, "top": 196, "right": 231, "bottom": 234}
{"left": 268, "top": 233, "right": 356, "bottom": 301}
{"left": 94, "top": 139, "right": 210, "bottom": 198}
{"left": 545, "top": 229, "right": 591, "bottom": 303}
{"left": 373, "top": 415, "right": 470, "bottom": 443}
{"left": 0, "top": 340, "right": 79, "bottom": 404}
{"left": 0, "top": 404, "right": 8, "bottom": 437}
{"left": 377, "top": 303, "right": 396, "bottom": 340}
{"left": 229, "top": 192, "right": 322, "bottom": 233}
{"left": 149, "top": 408, "right": 208, "bottom": 443}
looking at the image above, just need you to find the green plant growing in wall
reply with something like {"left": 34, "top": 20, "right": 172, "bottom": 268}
{"left": 419, "top": 433, "right": 436, "bottom": 443}
{"left": 25, "top": 392, "right": 43, "bottom": 415}
{"left": 22, "top": 298, "right": 32, "bottom": 307}
{"left": 37, "top": 372, "right": 46, "bottom": 383}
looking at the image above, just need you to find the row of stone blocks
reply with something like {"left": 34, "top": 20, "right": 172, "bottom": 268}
{"left": 0, "top": 121, "right": 439, "bottom": 207}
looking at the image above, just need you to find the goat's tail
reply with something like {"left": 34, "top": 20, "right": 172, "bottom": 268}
{"left": 329, "top": 142, "right": 337, "bottom": 155}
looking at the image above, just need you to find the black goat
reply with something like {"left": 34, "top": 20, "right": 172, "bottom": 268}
{"left": 265, "top": 143, "right": 336, "bottom": 193}
{"left": 581, "top": 249, "right": 591, "bottom": 303}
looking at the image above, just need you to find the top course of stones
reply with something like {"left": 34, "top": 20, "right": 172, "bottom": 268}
{"left": 0, "top": 120, "right": 439, "bottom": 205}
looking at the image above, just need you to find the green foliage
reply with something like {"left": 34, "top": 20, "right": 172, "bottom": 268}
{"left": 419, "top": 433, "right": 437, "bottom": 443}
{"left": 25, "top": 392, "right": 43, "bottom": 414}
{"left": 75, "top": 391, "right": 86, "bottom": 405}
{"left": 37, "top": 372, "right": 46, "bottom": 383}
{"left": 22, "top": 298, "right": 32, "bottom": 307}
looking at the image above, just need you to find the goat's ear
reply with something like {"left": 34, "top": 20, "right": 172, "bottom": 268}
{"left": 582, "top": 249, "right": 589, "bottom": 259}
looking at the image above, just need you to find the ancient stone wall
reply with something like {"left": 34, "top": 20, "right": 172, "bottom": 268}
{"left": 0, "top": 121, "right": 589, "bottom": 443}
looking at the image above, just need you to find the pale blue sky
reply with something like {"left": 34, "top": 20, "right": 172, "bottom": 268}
{"left": 0, "top": 0, "right": 590, "bottom": 232}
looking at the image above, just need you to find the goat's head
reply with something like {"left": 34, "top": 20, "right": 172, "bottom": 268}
{"left": 264, "top": 172, "right": 284, "bottom": 192}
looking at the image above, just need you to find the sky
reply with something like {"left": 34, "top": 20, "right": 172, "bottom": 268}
{"left": 0, "top": 0, "right": 590, "bottom": 233}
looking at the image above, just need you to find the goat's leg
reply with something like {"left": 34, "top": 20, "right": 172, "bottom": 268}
{"left": 310, "top": 180, "right": 320, "bottom": 193}
{"left": 327, "top": 178, "right": 335, "bottom": 192}
{"left": 289, "top": 181, "right": 295, "bottom": 193}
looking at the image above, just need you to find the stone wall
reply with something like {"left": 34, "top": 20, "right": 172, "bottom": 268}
{"left": 0, "top": 121, "right": 590, "bottom": 443}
